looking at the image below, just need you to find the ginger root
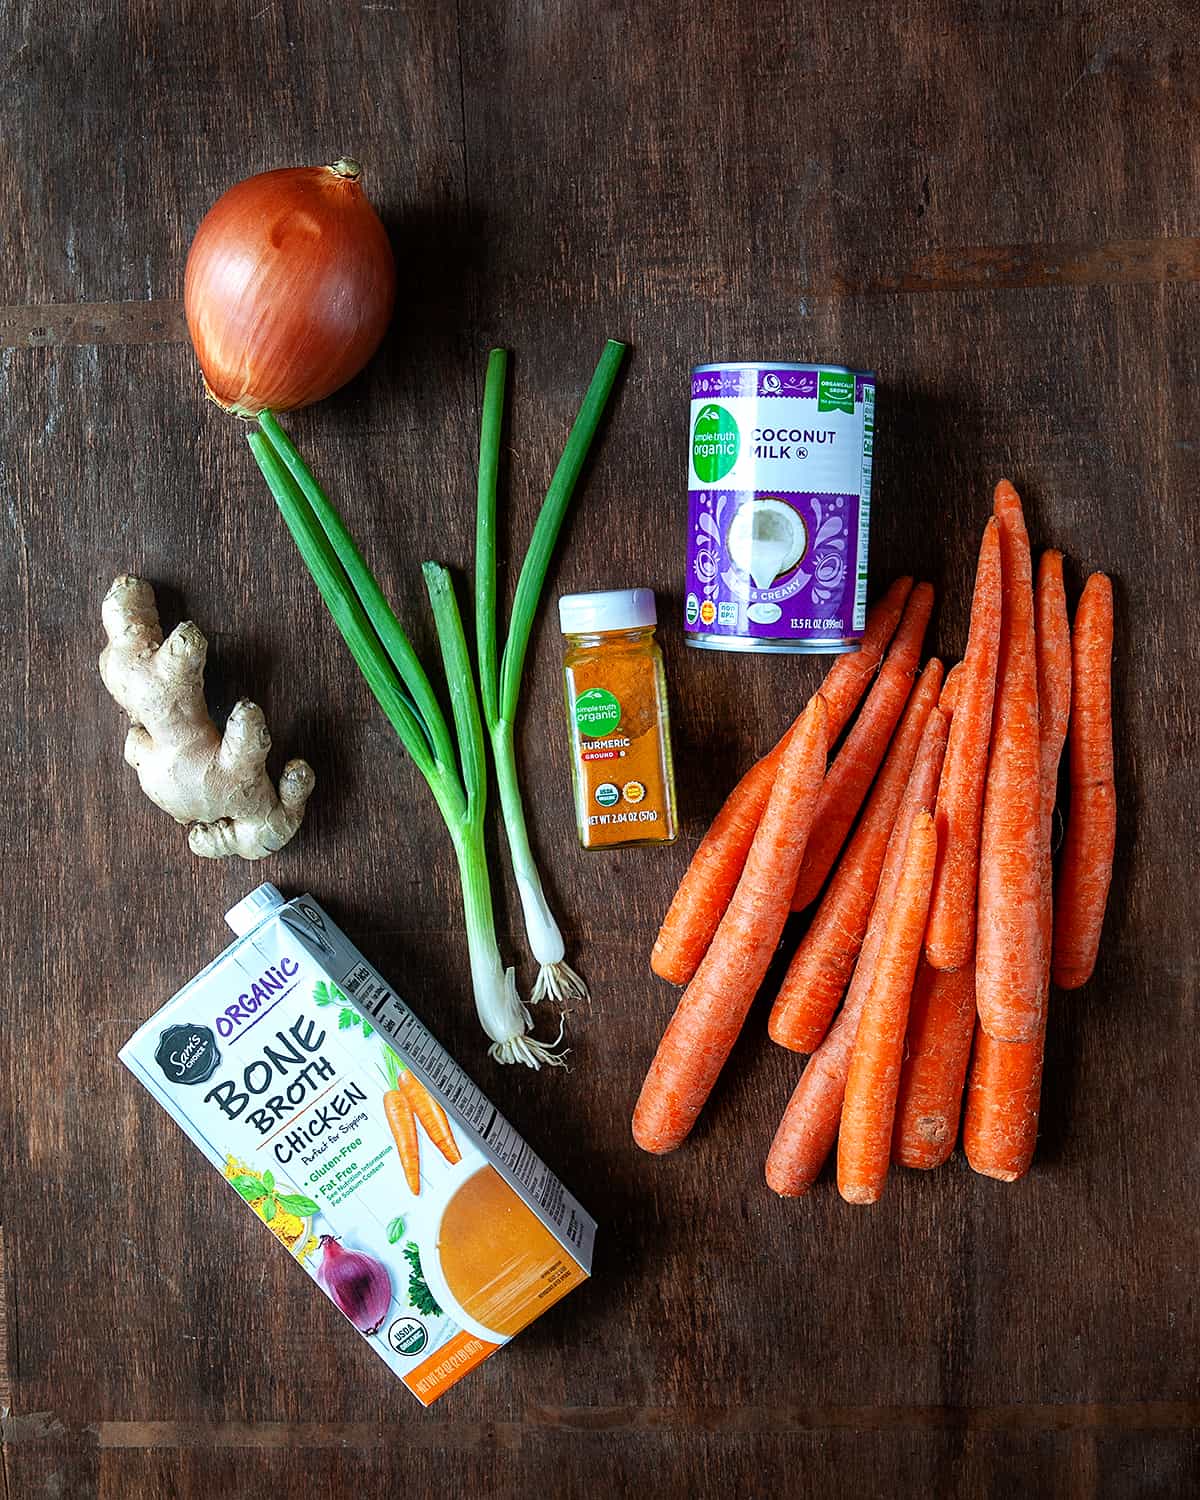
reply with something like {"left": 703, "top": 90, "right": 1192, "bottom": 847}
{"left": 99, "top": 575, "right": 315, "bottom": 860}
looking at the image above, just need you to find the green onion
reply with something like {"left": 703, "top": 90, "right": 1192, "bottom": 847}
{"left": 476, "top": 340, "right": 627, "bottom": 1003}
{"left": 248, "top": 418, "right": 563, "bottom": 1068}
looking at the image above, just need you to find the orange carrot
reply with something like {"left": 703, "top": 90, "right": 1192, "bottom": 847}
{"left": 940, "top": 661, "right": 964, "bottom": 716}
{"left": 925, "top": 517, "right": 1002, "bottom": 971}
{"left": 651, "top": 578, "right": 912, "bottom": 984}
{"left": 791, "top": 582, "right": 935, "bottom": 911}
{"left": 894, "top": 527, "right": 1010, "bottom": 1165}
{"left": 810, "top": 577, "right": 916, "bottom": 733}
{"left": 1036, "top": 551, "right": 1073, "bottom": 818}
{"left": 892, "top": 958, "right": 977, "bottom": 1168}
{"left": 964, "top": 550, "right": 1072, "bottom": 1180}
{"left": 976, "top": 481, "right": 1045, "bottom": 1042}
{"left": 837, "top": 810, "right": 938, "bottom": 1204}
{"left": 634, "top": 695, "right": 829, "bottom": 1153}
{"left": 961, "top": 1009, "right": 1048, "bottom": 1182}
{"left": 769, "top": 656, "right": 943, "bottom": 1052}
{"left": 384, "top": 1090, "right": 421, "bottom": 1195}
{"left": 764, "top": 998, "right": 861, "bottom": 1197}
{"left": 398, "top": 1070, "right": 461, "bottom": 1165}
{"left": 765, "top": 706, "right": 948, "bottom": 1194}
{"left": 1053, "top": 572, "right": 1115, "bottom": 990}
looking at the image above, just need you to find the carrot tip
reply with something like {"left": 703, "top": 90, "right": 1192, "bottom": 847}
{"left": 838, "top": 1184, "right": 882, "bottom": 1205}
{"left": 765, "top": 1172, "right": 811, "bottom": 1199}
{"left": 966, "top": 1159, "right": 1026, "bottom": 1183}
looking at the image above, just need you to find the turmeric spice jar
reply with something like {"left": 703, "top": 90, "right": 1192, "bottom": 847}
{"left": 559, "top": 589, "right": 677, "bottom": 850}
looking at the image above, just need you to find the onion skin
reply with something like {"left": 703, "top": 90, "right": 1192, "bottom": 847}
{"left": 316, "top": 1234, "right": 392, "bottom": 1335}
{"left": 184, "top": 160, "right": 396, "bottom": 416}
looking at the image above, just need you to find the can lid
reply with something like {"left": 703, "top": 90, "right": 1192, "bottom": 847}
{"left": 225, "top": 883, "right": 285, "bottom": 937}
{"left": 558, "top": 588, "right": 657, "bottom": 635}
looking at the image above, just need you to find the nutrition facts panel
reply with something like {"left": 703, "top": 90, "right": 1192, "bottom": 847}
{"left": 338, "top": 956, "right": 596, "bottom": 1260}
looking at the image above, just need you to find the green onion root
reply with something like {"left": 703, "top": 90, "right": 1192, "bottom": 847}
{"left": 494, "top": 719, "right": 589, "bottom": 1006}
{"left": 451, "top": 821, "right": 564, "bottom": 1067}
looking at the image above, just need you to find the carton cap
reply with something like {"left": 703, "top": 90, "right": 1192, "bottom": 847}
{"left": 225, "top": 883, "right": 285, "bottom": 937}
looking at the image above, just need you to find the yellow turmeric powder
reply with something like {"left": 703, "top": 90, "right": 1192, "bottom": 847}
{"left": 223, "top": 1156, "right": 310, "bottom": 1252}
{"left": 559, "top": 590, "right": 676, "bottom": 850}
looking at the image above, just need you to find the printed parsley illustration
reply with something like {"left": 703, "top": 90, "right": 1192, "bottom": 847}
{"left": 313, "top": 979, "right": 374, "bottom": 1038}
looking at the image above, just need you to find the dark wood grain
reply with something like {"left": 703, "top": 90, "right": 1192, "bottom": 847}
{"left": 1, "top": 1, "right": 1197, "bottom": 1496}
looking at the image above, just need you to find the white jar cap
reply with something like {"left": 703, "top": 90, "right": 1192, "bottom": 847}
{"left": 558, "top": 588, "right": 657, "bottom": 634}
{"left": 225, "top": 882, "right": 285, "bottom": 937}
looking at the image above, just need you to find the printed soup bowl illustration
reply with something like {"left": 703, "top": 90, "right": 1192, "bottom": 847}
{"left": 414, "top": 1158, "right": 584, "bottom": 1344}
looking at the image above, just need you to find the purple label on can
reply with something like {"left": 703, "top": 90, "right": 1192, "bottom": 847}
{"left": 687, "top": 362, "right": 873, "bottom": 650}
{"left": 685, "top": 490, "right": 859, "bottom": 643}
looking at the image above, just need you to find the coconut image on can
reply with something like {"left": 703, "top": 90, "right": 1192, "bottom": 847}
{"left": 685, "top": 362, "right": 875, "bottom": 654}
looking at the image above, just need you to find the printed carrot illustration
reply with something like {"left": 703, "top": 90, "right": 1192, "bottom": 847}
{"left": 790, "top": 581, "right": 935, "bottom": 911}
{"left": 964, "top": 549, "right": 1072, "bottom": 1181}
{"left": 837, "top": 811, "right": 938, "bottom": 1205}
{"left": 398, "top": 1068, "right": 461, "bottom": 1165}
{"left": 976, "top": 481, "right": 1046, "bottom": 1042}
{"left": 925, "top": 517, "right": 1001, "bottom": 971}
{"left": 765, "top": 705, "right": 948, "bottom": 1194}
{"left": 769, "top": 656, "right": 943, "bottom": 1052}
{"left": 650, "top": 578, "right": 913, "bottom": 986}
{"left": 384, "top": 1078, "right": 421, "bottom": 1195}
{"left": 634, "top": 694, "right": 829, "bottom": 1154}
{"left": 382, "top": 1048, "right": 462, "bottom": 1195}
{"left": 1052, "top": 572, "right": 1115, "bottom": 990}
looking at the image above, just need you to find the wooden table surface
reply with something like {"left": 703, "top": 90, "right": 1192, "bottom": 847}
{"left": 3, "top": 2, "right": 1197, "bottom": 1496}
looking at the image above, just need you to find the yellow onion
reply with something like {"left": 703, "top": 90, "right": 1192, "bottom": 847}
{"left": 184, "top": 158, "right": 396, "bottom": 416}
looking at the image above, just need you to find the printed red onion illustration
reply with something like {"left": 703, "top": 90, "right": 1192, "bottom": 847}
{"left": 184, "top": 158, "right": 396, "bottom": 416}
{"left": 316, "top": 1235, "right": 392, "bottom": 1334}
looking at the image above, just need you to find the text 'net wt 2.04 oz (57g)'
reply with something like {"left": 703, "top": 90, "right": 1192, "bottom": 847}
{"left": 119, "top": 884, "right": 596, "bottom": 1406}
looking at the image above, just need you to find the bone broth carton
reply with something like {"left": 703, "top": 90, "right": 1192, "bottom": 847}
{"left": 119, "top": 884, "right": 596, "bottom": 1405}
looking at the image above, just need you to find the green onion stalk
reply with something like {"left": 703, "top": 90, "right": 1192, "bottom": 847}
{"left": 475, "top": 341, "right": 627, "bottom": 1005}
{"left": 247, "top": 411, "right": 561, "bottom": 1067}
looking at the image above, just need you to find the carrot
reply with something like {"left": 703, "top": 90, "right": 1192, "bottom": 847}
{"left": 765, "top": 706, "right": 948, "bottom": 1194}
{"left": 976, "top": 481, "right": 1045, "bottom": 1042}
{"left": 791, "top": 582, "right": 935, "bottom": 911}
{"left": 892, "top": 959, "right": 977, "bottom": 1168}
{"left": 809, "top": 577, "right": 916, "bottom": 733}
{"left": 964, "top": 550, "right": 1072, "bottom": 1180}
{"left": 769, "top": 656, "right": 943, "bottom": 1052}
{"left": 764, "top": 998, "right": 861, "bottom": 1197}
{"left": 1036, "top": 551, "right": 1073, "bottom": 817}
{"left": 398, "top": 1069, "right": 461, "bottom": 1165}
{"left": 837, "top": 810, "right": 938, "bottom": 1204}
{"left": 650, "top": 578, "right": 912, "bottom": 984}
{"left": 634, "top": 694, "right": 829, "bottom": 1153}
{"left": 1053, "top": 572, "right": 1115, "bottom": 990}
{"left": 940, "top": 661, "right": 964, "bottom": 716}
{"left": 384, "top": 1090, "right": 421, "bottom": 1195}
{"left": 925, "top": 517, "right": 1002, "bottom": 971}
{"left": 961, "top": 1009, "right": 1048, "bottom": 1182}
